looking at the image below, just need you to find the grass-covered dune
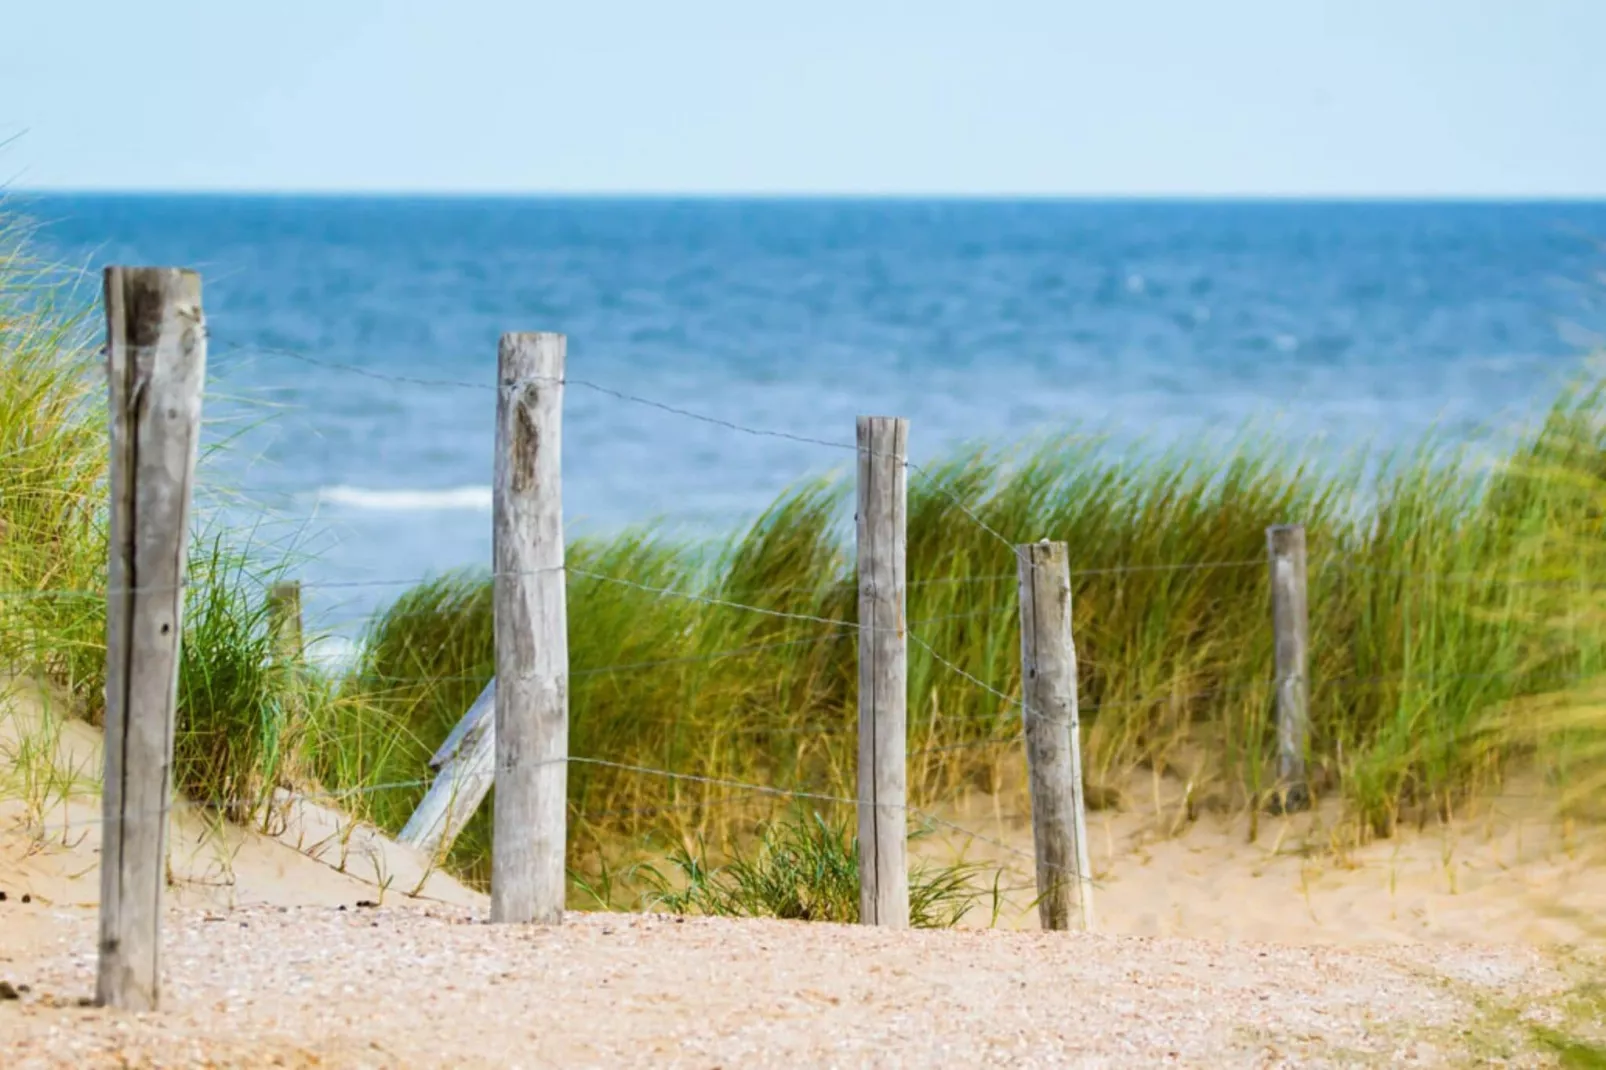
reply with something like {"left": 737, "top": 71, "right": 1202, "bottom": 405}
{"left": 4, "top": 212, "right": 1605, "bottom": 908}
{"left": 336, "top": 379, "right": 1606, "bottom": 887}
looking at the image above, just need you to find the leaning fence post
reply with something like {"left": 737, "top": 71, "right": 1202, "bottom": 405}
{"left": 856, "top": 415, "right": 909, "bottom": 929}
{"left": 97, "top": 267, "right": 207, "bottom": 1010}
{"left": 1267, "top": 524, "right": 1311, "bottom": 813}
{"left": 1017, "top": 540, "right": 1095, "bottom": 932}
{"left": 491, "top": 332, "right": 569, "bottom": 924}
{"left": 399, "top": 680, "right": 497, "bottom": 859}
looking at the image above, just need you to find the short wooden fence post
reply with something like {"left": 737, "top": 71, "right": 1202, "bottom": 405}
{"left": 1017, "top": 540, "right": 1095, "bottom": 932}
{"left": 1267, "top": 524, "right": 1311, "bottom": 814}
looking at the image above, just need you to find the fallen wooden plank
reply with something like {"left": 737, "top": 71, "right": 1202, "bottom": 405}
{"left": 398, "top": 680, "right": 496, "bottom": 859}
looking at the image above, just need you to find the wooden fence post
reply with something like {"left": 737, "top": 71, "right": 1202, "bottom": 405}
{"left": 1017, "top": 540, "right": 1095, "bottom": 932}
{"left": 1267, "top": 524, "right": 1311, "bottom": 814}
{"left": 97, "top": 267, "right": 207, "bottom": 1010}
{"left": 856, "top": 415, "right": 909, "bottom": 929}
{"left": 491, "top": 332, "right": 569, "bottom": 925}
{"left": 267, "top": 580, "right": 304, "bottom": 662}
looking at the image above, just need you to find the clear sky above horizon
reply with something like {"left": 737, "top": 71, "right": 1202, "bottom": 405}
{"left": 4, "top": 1, "right": 1604, "bottom": 196}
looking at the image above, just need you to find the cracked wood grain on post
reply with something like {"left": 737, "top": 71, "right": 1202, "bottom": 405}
{"left": 491, "top": 333, "right": 569, "bottom": 924}
{"left": 856, "top": 415, "right": 909, "bottom": 929}
{"left": 99, "top": 267, "right": 207, "bottom": 1010}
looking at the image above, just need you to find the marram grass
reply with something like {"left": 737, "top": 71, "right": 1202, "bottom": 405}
{"left": 0, "top": 215, "right": 388, "bottom": 842}
{"left": 332, "top": 372, "right": 1606, "bottom": 892}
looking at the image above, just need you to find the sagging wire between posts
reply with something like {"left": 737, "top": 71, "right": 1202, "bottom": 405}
{"left": 19, "top": 755, "right": 1101, "bottom": 890}
{"left": 1068, "top": 558, "right": 1266, "bottom": 578}
{"left": 903, "top": 460, "right": 1025, "bottom": 562}
{"left": 0, "top": 580, "right": 193, "bottom": 600}
{"left": 568, "top": 567, "right": 858, "bottom": 630}
{"left": 1317, "top": 556, "right": 1601, "bottom": 591}
{"left": 193, "top": 339, "right": 1606, "bottom": 598}
{"left": 466, "top": 757, "right": 1114, "bottom": 892}
{"left": 0, "top": 558, "right": 1012, "bottom": 608}
{"left": 8, "top": 554, "right": 1536, "bottom": 606}
{"left": 344, "top": 607, "right": 1003, "bottom": 690}
{"left": 213, "top": 338, "right": 869, "bottom": 454}
{"left": 346, "top": 632, "right": 857, "bottom": 692}
{"left": 210, "top": 341, "right": 499, "bottom": 393}
{"left": 616, "top": 659, "right": 1565, "bottom": 748}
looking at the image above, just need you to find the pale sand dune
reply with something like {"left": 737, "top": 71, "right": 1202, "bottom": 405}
{"left": 4, "top": 680, "right": 1601, "bottom": 948}
{"left": 918, "top": 773, "right": 1606, "bottom": 947}
{"left": 0, "top": 681, "right": 484, "bottom": 915}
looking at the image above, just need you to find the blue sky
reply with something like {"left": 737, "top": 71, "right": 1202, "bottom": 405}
{"left": 4, "top": 1, "right": 1604, "bottom": 195}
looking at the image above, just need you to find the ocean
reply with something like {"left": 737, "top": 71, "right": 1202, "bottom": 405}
{"left": 16, "top": 195, "right": 1606, "bottom": 640}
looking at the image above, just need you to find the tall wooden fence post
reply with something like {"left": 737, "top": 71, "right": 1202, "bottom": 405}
{"left": 1267, "top": 524, "right": 1311, "bottom": 814}
{"left": 856, "top": 415, "right": 909, "bottom": 929}
{"left": 97, "top": 267, "right": 207, "bottom": 1010}
{"left": 491, "top": 332, "right": 569, "bottom": 924}
{"left": 1017, "top": 540, "right": 1095, "bottom": 932}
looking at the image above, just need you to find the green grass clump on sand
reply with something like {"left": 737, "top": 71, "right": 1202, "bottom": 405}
{"left": 629, "top": 809, "right": 999, "bottom": 928}
{"left": 337, "top": 372, "right": 1606, "bottom": 892}
{"left": 0, "top": 215, "right": 378, "bottom": 838}
{"left": 0, "top": 219, "right": 107, "bottom": 699}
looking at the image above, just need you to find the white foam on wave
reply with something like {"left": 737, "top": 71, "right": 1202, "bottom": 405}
{"left": 317, "top": 485, "right": 493, "bottom": 511}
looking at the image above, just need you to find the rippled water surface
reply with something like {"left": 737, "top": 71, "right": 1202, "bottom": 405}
{"left": 21, "top": 196, "right": 1606, "bottom": 630}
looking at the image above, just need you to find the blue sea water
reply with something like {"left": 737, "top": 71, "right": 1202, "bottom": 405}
{"left": 16, "top": 195, "right": 1606, "bottom": 642}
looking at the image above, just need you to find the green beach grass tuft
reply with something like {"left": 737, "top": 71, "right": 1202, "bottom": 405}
{"left": 632, "top": 808, "right": 999, "bottom": 928}
{"left": 0, "top": 215, "right": 380, "bottom": 848}
{"left": 337, "top": 377, "right": 1606, "bottom": 894}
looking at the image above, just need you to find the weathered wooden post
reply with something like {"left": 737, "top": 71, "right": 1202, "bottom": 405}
{"left": 267, "top": 580, "right": 304, "bottom": 662}
{"left": 491, "top": 332, "right": 569, "bottom": 924}
{"left": 1267, "top": 524, "right": 1311, "bottom": 814}
{"left": 1017, "top": 540, "right": 1095, "bottom": 932}
{"left": 98, "top": 267, "right": 207, "bottom": 1010}
{"left": 856, "top": 415, "right": 909, "bottom": 928}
